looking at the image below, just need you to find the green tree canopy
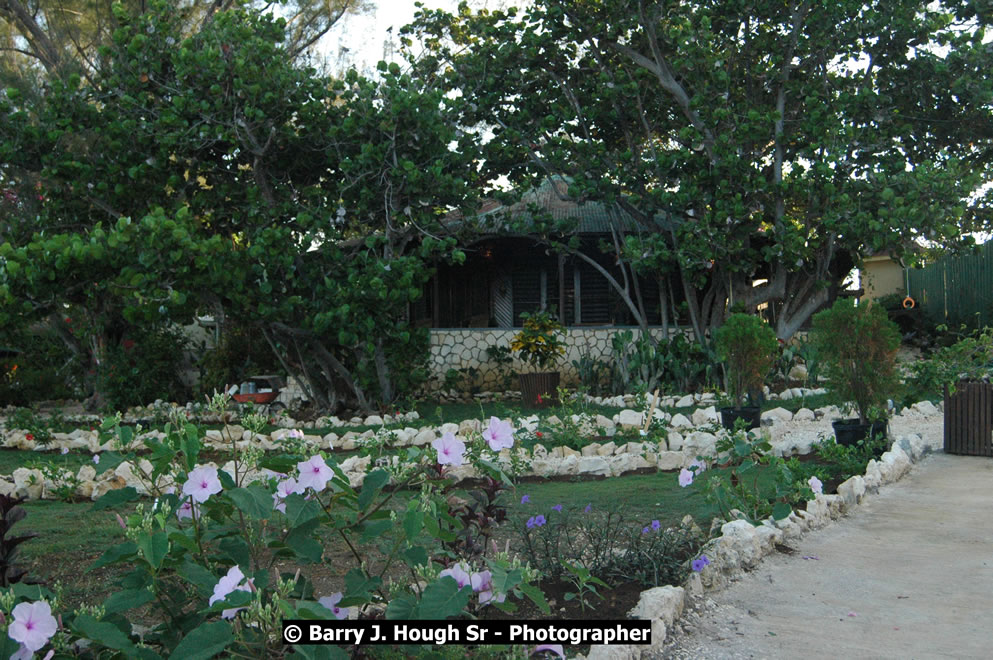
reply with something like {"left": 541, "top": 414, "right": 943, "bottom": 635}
{"left": 406, "top": 0, "right": 992, "bottom": 338}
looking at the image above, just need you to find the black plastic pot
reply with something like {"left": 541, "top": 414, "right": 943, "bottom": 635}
{"left": 518, "top": 372, "right": 560, "bottom": 408}
{"left": 719, "top": 406, "right": 762, "bottom": 431}
{"left": 832, "top": 418, "right": 888, "bottom": 447}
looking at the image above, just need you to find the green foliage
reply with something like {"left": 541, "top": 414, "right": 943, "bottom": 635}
{"left": 811, "top": 299, "right": 901, "bottom": 423}
{"left": 96, "top": 324, "right": 191, "bottom": 411}
{"left": 406, "top": 0, "right": 991, "bottom": 339}
{"left": 196, "top": 323, "right": 281, "bottom": 398}
{"left": 510, "top": 309, "right": 566, "bottom": 372}
{"left": 571, "top": 354, "right": 610, "bottom": 395}
{"left": 0, "top": 326, "right": 81, "bottom": 406}
{"left": 905, "top": 326, "right": 993, "bottom": 401}
{"left": 714, "top": 314, "right": 778, "bottom": 407}
{"left": 513, "top": 501, "right": 704, "bottom": 589}
{"left": 610, "top": 331, "right": 715, "bottom": 394}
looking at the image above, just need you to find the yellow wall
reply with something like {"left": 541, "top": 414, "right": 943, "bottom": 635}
{"left": 861, "top": 255, "right": 904, "bottom": 301}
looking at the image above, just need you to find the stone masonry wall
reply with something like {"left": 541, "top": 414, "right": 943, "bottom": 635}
{"left": 427, "top": 327, "right": 687, "bottom": 391}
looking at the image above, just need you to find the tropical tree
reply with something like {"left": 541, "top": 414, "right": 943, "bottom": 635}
{"left": 0, "top": 1, "right": 476, "bottom": 410}
{"left": 406, "top": 0, "right": 992, "bottom": 339}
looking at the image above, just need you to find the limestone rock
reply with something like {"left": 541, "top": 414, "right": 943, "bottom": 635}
{"left": 596, "top": 442, "right": 617, "bottom": 456}
{"left": 761, "top": 407, "right": 794, "bottom": 424}
{"left": 607, "top": 453, "right": 652, "bottom": 476}
{"left": 628, "top": 585, "right": 684, "bottom": 629}
{"left": 879, "top": 445, "right": 911, "bottom": 483}
{"left": 669, "top": 414, "right": 693, "bottom": 429}
{"left": 792, "top": 407, "right": 816, "bottom": 422}
{"left": 911, "top": 400, "right": 939, "bottom": 416}
{"left": 577, "top": 456, "right": 611, "bottom": 477}
{"left": 691, "top": 406, "right": 719, "bottom": 427}
{"left": 412, "top": 429, "right": 436, "bottom": 447}
{"left": 667, "top": 432, "right": 684, "bottom": 452}
{"left": 13, "top": 468, "right": 44, "bottom": 500}
{"left": 653, "top": 451, "right": 686, "bottom": 471}
{"left": 617, "top": 409, "right": 645, "bottom": 429}
{"left": 459, "top": 419, "right": 482, "bottom": 435}
{"left": 91, "top": 475, "right": 128, "bottom": 500}
{"left": 683, "top": 431, "right": 718, "bottom": 457}
{"left": 581, "top": 443, "right": 602, "bottom": 457}
{"left": 837, "top": 475, "right": 866, "bottom": 508}
{"left": 717, "top": 519, "right": 763, "bottom": 569}
{"left": 675, "top": 395, "right": 695, "bottom": 408}
{"left": 364, "top": 415, "right": 384, "bottom": 426}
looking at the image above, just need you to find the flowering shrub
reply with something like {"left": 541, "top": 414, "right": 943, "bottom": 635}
{"left": 513, "top": 500, "right": 705, "bottom": 589}
{"left": 0, "top": 401, "right": 546, "bottom": 657}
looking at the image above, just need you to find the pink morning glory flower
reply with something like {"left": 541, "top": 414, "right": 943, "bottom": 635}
{"left": 689, "top": 458, "right": 707, "bottom": 474}
{"left": 8, "top": 601, "right": 58, "bottom": 652}
{"left": 296, "top": 455, "right": 333, "bottom": 492}
{"left": 482, "top": 416, "right": 514, "bottom": 451}
{"left": 532, "top": 644, "right": 566, "bottom": 659}
{"left": 176, "top": 498, "right": 199, "bottom": 521}
{"left": 182, "top": 465, "right": 223, "bottom": 504}
{"left": 210, "top": 565, "right": 254, "bottom": 619}
{"left": 470, "top": 570, "right": 506, "bottom": 605}
{"left": 439, "top": 563, "right": 472, "bottom": 589}
{"left": 432, "top": 432, "right": 466, "bottom": 466}
{"left": 808, "top": 475, "right": 823, "bottom": 495}
{"left": 318, "top": 592, "right": 349, "bottom": 620}
{"left": 273, "top": 477, "right": 301, "bottom": 513}
{"left": 678, "top": 468, "right": 694, "bottom": 487}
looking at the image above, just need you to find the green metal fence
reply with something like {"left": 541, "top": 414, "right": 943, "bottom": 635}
{"left": 907, "top": 242, "right": 993, "bottom": 329}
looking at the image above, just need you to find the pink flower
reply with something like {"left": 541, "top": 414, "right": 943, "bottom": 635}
{"left": 532, "top": 644, "right": 566, "bottom": 658}
{"left": 432, "top": 432, "right": 466, "bottom": 466}
{"left": 287, "top": 429, "right": 304, "bottom": 440}
{"left": 273, "top": 477, "right": 301, "bottom": 513}
{"left": 318, "top": 592, "right": 349, "bottom": 620}
{"left": 8, "top": 601, "right": 58, "bottom": 652}
{"left": 689, "top": 458, "right": 707, "bottom": 474}
{"left": 678, "top": 468, "right": 694, "bottom": 487}
{"left": 482, "top": 417, "right": 514, "bottom": 451}
{"left": 439, "top": 563, "right": 472, "bottom": 589}
{"left": 808, "top": 475, "right": 823, "bottom": 495}
{"left": 176, "top": 498, "right": 199, "bottom": 520}
{"left": 296, "top": 455, "right": 333, "bottom": 492}
{"left": 182, "top": 465, "right": 223, "bottom": 503}
{"left": 60, "top": 447, "right": 69, "bottom": 455}
{"left": 210, "top": 565, "right": 253, "bottom": 619}
{"left": 470, "top": 569, "right": 506, "bottom": 605}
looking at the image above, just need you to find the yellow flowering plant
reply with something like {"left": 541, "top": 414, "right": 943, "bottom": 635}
{"left": 510, "top": 309, "right": 567, "bottom": 372}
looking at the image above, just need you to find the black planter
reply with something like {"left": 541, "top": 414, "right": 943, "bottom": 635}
{"left": 832, "top": 418, "right": 888, "bottom": 448}
{"left": 719, "top": 406, "right": 762, "bottom": 431}
{"left": 518, "top": 372, "right": 560, "bottom": 408}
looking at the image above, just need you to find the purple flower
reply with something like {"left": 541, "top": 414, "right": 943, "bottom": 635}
{"left": 60, "top": 447, "right": 69, "bottom": 455}
{"left": 532, "top": 644, "right": 566, "bottom": 659}
{"left": 210, "top": 565, "right": 253, "bottom": 619}
{"left": 691, "top": 555, "right": 711, "bottom": 572}
{"left": 521, "top": 494, "right": 531, "bottom": 504}
{"left": 93, "top": 454, "right": 100, "bottom": 465}
{"left": 526, "top": 514, "right": 546, "bottom": 529}
{"left": 642, "top": 526, "right": 650, "bottom": 534}
{"left": 551, "top": 504, "right": 563, "bottom": 512}
{"left": 584, "top": 503, "right": 592, "bottom": 513}
{"left": 808, "top": 475, "right": 823, "bottom": 495}
{"left": 287, "top": 429, "right": 305, "bottom": 439}
{"left": 689, "top": 458, "right": 707, "bottom": 474}
{"left": 482, "top": 416, "right": 515, "bottom": 451}
{"left": 439, "top": 563, "right": 472, "bottom": 589}
{"left": 318, "top": 592, "right": 349, "bottom": 620}
{"left": 432, "top": 432, "right": 466, "bottom": 467}
{"left": 8, "top": 601, "right": 58, "bottom": 652}
{"left": 678, "top": 467, "right": 694, "bottom": 487}
{"left": 182, "top": 465, "right": 223, "bottom": 504}
{"left": 651, "top": 519, "right": 661, "bottom": 531}
{"left": 273, "top": 477, "right": 301, "bottom": 513}
{"left": 296, "top": 455, "right": 333, "bottom": 492}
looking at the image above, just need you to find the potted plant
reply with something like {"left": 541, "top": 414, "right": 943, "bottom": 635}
{"left": 810, "top": 298, "right": 901, "bottom": 446}
{"left": 714, "top": 313, "right": 778, "bottom": 430}
{"left": 510, "top": 309, "right": 567, "bottom": 407}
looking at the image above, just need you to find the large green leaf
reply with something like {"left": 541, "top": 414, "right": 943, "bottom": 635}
{"left": 227, "top": 484, "right": 274, "bottom": 520}
{"left": 168, "top": 621, "right": 234, "bottom": 660}
{"left": 356, "top": 469, "right": 390, "bottom": 512}
{"left": 91, "top": 486, "right": 140, "bottom": 511}
{"left": 137, "top": 531, "right": 169, "bottom": 570}
{"left": 413, "top": 577, "right": 473, "bottom": 620}
{"left": 104, "top": 588, "right": 155, "bottom": 615}
{"left": 89, "top": 541, "right": 138, "bottom": 570}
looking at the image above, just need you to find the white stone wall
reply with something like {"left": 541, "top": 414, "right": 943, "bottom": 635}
{"left": 427, "top": 327, "right": 686, "bottom": 391}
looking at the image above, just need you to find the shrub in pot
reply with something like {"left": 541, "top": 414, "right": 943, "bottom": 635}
{"left": 714, "top": 313, "right": 778, "bottom": 430}
{"left": 510, "top": 309, "right": 567, "bottom": 406}
{"left": 810, "top": 298, "right": 901, "bottom": 445}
